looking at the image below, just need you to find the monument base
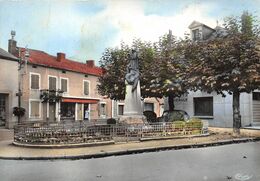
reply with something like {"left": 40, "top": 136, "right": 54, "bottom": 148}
{"left": 119, "top": 115, "right": 147, "bottom": 125}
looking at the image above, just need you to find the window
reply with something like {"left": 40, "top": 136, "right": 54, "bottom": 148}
{"left": 100, "top": 103, "right": 106, "bottom": 117}
{"left": 48, "top": 76, "right": 57, "bottom": 91}
{"left": 253, "top": 92, "right": 260, "bottom": 101}
{"left": 30, "top": 100, "right": 40, "bottom": 118}
{"left": 0, "top": 94, "right": 6, "bottom": 126}
{"left": 30, "top": 73, "right": 40, "bottom": 89}
{"left": 192, "top": 29, "right": 200, "bottom": 41}
{"left": 194, "top": 97, "right": 213, "bottom": 116}
{"left": 60, "top": 102, "right": 75, "bottom": 119}
{"left": 61, "top": 78, "right": 68, "bottom": 93}
{"left": 144, "top": 103, "right": 154, "bottom": 112}
{"left": 83, "top": 81, "right": 90, "bottom": 95}
{"left": 118, "top": 105, "right": 124, "bottom": 115}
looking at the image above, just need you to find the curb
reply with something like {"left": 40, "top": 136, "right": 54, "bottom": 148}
{"left": 1, "top": 137, "right": 260, "bottom": 160}
{"left": 140, "top": 133, "right": 210, "bottom": 141}
{"left": 12, "top": 140, "right": 115, "bottom": 149}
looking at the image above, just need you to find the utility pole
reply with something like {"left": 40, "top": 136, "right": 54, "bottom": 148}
{"left": 16, "top": 83, "right": 22, "bottom": 124}
{"left": 17, "top": 47, "right": 29, "bottom": 124}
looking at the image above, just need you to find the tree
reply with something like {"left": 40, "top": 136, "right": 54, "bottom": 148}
{"left": 152, "top": 31, "right": 189, "bottom": 111}
{"left": 98, "top": 40, "right": 158, "bottom": 100}
{"left": 98, "top": 35, "right": 189, "bottom": 111}
{"left": 185, "top": 11, "right": 260, "bottom": 134}
{"left": 98, "top": 43, "right": 129, "bottom": 100}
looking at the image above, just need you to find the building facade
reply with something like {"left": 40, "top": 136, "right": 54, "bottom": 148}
{"left": 8, "top": 35, "right": 113, "bottom": 123}
{"left": 20, "top": 52, "right": 113, "bottom": 123}
{"left": 173, "top": 91, "right": 260, "bottom": 127}
{"left": 0, "top": 48, "right": 18, "bottom": 128}
{"left": 172, "top": 21, "right": 260, "bottom": 127}
{"left": 8, "top": 35, "right": 162, "bottom": 124}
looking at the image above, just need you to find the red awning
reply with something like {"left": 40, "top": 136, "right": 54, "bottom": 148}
{"left": 62, "top": 98, "right": 99, "bottom": 104}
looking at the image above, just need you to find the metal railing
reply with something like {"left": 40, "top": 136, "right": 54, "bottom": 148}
{"left": 14, "top": 121, "right": 207, "bottom": 145}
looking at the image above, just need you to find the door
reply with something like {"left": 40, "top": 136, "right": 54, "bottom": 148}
{"left": 0, "top": 94, "right": 6, "bottom": 127}
{"left": 84, "top": 104, "right": 90, "bottom": 120}
{"left": 253, "top": 92, "right": 260, "bottom": 124}
{"left": 49, "top": 103, "right": 56, "bottom": 122}
{"left": 77, "top": 103, "right": 83, "bottom": 120}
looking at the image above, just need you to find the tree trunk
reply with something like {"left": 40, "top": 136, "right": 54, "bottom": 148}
{"left": 168, "top": 94, "right": 175, "bottom": 111}
{"left": 233, "top": 91, "right": 241, "bottom": 134}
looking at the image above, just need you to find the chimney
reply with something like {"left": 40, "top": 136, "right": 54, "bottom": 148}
{"left": 57, "top": 52, "right": 65, "bottom": 62}
{"left": 8, "top": 30, "right": 18, "bottom": 56}
{"left": 86, "top": 60, "right": 95, "bottom": 67}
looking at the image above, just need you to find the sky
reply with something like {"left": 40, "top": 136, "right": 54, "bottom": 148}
{"left": 0, "top": 0, "right": 260, "bottom": 64}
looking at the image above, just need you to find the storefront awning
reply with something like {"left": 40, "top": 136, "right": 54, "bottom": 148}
{"left": 62, "top": 98, "right": 99, "bottom": 104}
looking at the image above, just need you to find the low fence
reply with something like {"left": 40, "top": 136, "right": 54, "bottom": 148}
{"left": 13, "top": 121, "right": 208, "bottom": 145}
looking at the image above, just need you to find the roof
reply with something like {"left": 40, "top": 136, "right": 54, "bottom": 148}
{"left": 0, "top": 48, "right": 18, "bottom": 61}
{"left": 188, "top": 20, "right": 215, "bottom": 31}
{"left": 208, "top": 26, "right": 229, "bottom": 40}
{"left": 19, "top": 48, "right": 102, "bottom": 76}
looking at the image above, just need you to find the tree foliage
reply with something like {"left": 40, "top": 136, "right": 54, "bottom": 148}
{"left": 98, "top": 40, "right": 158, "bottom": 100}
{"left": 98, "top": 43, "right": 129, "bottom": 100}
{"left": 98, "top": 35, "right": 188, "bottom": 112}
{"left": 185, "top": 11, "right": 260, "bottom": 133}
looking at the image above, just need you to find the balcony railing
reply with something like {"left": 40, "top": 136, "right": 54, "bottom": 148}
{"left": 40, "top": 89, "right": 63, "bottom": 103}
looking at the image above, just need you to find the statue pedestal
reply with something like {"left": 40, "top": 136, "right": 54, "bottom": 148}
{"left": 119, "top": 81, "right": 147, "bottom": 125}
{"left": 119, "top": 115, "right": 146, "bottom": 125}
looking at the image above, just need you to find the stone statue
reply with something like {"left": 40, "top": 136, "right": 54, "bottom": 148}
{"left": 119, "top": 49, "right": 146, "bottom": 125}
{"left": 125, "top": 49, "right": 139, "bottom": 92}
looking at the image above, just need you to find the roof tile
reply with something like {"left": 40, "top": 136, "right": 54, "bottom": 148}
{"left": 19, "top": 48, "right": 102, "bottom": 76}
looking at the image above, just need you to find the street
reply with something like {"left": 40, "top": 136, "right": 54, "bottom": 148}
{"left": 0, "top": 142, "right": 260, "bottom": 181}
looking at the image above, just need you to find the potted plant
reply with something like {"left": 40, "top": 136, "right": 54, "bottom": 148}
{"left": 13, "top": 107, "right": 26, "bottom": 117}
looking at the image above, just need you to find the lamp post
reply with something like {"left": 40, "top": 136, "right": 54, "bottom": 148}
{"left": 16, "top": 47, "right": 29, "bottom": 124}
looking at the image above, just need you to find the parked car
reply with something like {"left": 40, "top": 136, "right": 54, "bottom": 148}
{"left": 143, "top": 111, "right": 157, "bottom": 123}
{"left": 157, "top": 110, "right": 190, "bottom": 122}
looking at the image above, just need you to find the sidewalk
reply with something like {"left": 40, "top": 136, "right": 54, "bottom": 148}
{"left": 0, "top": 127, "right": 260, "bottom": 160}
{"left": 0, "top": 128, "right": 13, "bottom": 141}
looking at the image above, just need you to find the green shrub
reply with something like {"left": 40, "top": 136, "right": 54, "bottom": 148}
{"left": 186, "top": 118, "right": 203, "bottom": 129}
{"left": 172, "top": 121, "right": 186, "bottom": 129}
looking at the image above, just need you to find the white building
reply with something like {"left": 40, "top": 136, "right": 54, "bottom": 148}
{"left": 172, "top": 21, "right": 260, "bottom": 128}
{"left": 173, "top": 91, "right": 260, "bottom": 127}
{"left": 0, "top": 48, "right": 18, "bottom": 128}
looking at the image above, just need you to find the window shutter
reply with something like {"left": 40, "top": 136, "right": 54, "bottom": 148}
{"left": 84, "top": 81, "right": 89, "bottom": 95}
{"left": 31, "top": 74, "right": 39, "bottom": 89}
{"left": 61, "top": 79, "right": 67, "bottom": 92}
{"left": 30, "top": 101, "right": 40, "bottom": 117}
{"left": 105, "top": 103, "right": 108, "bottom": 116}
{"left": 98, "top": 103, "right": 101, "bottom": 117}
{"left": 49, "top": 77, "right": 56, "bottom": 91}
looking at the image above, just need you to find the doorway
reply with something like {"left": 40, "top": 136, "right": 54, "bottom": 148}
{"left": 84, "top": 104, "right": 90, "bottom": 120}
{"left": 253, "top": 92, "right": 260, "bottom": 124}
{"left": 0, "top": 94, "right": 6, "bottom": 127}
{"left": 49, "top": 103, "right": 56, "bottom": 122}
